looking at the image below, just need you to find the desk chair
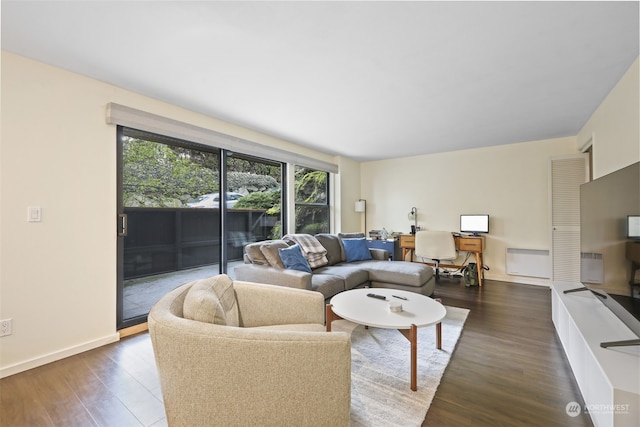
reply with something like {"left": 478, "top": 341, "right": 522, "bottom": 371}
{"left": 415, "top": 230, "right": 457, "bottom": 282}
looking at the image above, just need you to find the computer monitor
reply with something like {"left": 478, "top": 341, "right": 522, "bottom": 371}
{"left": 460, "top": 214, "right": 489, "bottom": 236}
{"left": 628, "top": 215, "right": 640, "bottom": 239}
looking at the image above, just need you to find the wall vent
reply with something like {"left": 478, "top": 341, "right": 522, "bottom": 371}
{"left": 580, "top": 252, "right": 604, "bottom": 284}
{"left": 506, "top": 248, "right": 551, "bottom": 278}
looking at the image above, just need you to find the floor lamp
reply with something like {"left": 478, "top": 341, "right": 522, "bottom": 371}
{"left": 355, "top": 199, "right": 367, "bottom": 234}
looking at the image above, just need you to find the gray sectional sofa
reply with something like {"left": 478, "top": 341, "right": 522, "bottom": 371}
{"left": 234, "top": 233, "right": 435, "bottom": 299}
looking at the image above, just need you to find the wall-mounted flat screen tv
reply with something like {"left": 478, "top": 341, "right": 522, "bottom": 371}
{"left": 576, "top": 161, "right": 640, "bottom": 347}
{"left": 460, "top": 214, "right": 489, "bottom": 236}
{"left": 628, "top": 215, "right": 640, "bottom": 239}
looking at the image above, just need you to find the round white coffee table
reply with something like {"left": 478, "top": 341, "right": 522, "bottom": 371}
{"left": 326, "top": 288, "right": 446, "bottom": 391}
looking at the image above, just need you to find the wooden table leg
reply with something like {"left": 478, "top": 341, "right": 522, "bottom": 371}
{"left": 433, "top": 298, "right": 443, "bottom": 350}
{"left": 410, "top": 324, "right": 417, "bottom": 391}
{"left": 399, "top": 325, "right": 419, "bottom": 391}
{"left": 325, "top": 304, "right": 333, "bottom": 332}
{"left": 325, "top": 304, "right": 344, "bottom": 332}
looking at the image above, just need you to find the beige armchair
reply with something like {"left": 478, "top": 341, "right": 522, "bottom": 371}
{"left": 148, "top": 275, "right": 351, "bottom": 427}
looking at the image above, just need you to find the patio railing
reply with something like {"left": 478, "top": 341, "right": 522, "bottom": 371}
{"left": 123, "top": 207, "right": 276, "bottom": 279}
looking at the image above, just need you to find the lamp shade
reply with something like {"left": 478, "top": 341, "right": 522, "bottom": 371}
{"left": 355, "top": 200, "right": 366, "bottom": 213}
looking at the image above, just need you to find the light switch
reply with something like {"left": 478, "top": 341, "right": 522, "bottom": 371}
{"left": 28, "top": 206, "right": 42, "bottom": 222}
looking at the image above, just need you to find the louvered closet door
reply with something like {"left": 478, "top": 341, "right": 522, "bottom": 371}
{"left": 550, "top": 154, "right": 589, "bottom": 282}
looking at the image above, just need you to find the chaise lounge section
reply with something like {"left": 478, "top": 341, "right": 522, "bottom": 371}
{"left": 234, "top": 233, "right": 435, "bottom": 299}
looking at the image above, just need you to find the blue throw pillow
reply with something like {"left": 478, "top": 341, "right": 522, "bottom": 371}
{"left": 278, "top": 244, "right": 312, "bottom": 273}
{"left": 342, "top": 237, "right": 372, "bottom": 262}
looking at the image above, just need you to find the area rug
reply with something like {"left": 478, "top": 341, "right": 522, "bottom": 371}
{"left": 330, "top": 305, "right": 469, "bottom": 427}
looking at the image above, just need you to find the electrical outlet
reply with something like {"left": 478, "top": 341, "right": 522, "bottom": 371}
{"left": 0, "top": 319, "right": 12, "bottom": 337}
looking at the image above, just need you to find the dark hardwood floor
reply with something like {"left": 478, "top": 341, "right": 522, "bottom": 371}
{"left": 0, "top": 279, "right": 593, "bottom": 427}
{"left": 424, "top": 279, "right": 592, "bottom": 427}
{"left": 0, "top": 331, "right": 166, "bottom": 427}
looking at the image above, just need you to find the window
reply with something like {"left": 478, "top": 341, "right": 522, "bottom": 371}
{"left": 294, "top": 166, "right": 329, "bottom": 234}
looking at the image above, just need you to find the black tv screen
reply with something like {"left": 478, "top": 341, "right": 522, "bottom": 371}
{"left": 573, "top": 161, "right": 640, "bottom": 347}
{"left": 460, "top": 214, "right": 489, "bottom": 235}
{"left": 580, "top": 161, "right": 639, "bottom": 291}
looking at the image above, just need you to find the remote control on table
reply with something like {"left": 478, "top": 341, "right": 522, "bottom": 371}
{"left": 367, "top": 293, "right": 387, "bottom": 300}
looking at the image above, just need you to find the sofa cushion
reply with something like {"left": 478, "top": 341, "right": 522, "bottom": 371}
{"left": 315, "top": 233, "right": 345, "bottom": 265}
{"left": 244, "top": 241, "right": 270, "bottom": 265}
{"left": 342, "top": 237, "right": 373, "bottom": 262}
{"left": 183, "top": 274, "right": 239, "bottom": 326}
{"left": 311, "top": 274, "right": 346, "bottom": 299}
{"left": 259, "top": 240, "right": 289, "bottom": 268}
{"left": 359, "top": 260, "right": 434, "bottom": 287}
{"left": 313, "top": 264, "right": 370, "bottom": 290}
{"left": 279, "top": 244, "right": 312, "bottom": 273}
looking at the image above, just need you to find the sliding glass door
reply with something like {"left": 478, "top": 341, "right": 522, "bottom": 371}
{"left": 224, "top": 153, "right": 285, "bottom": 267}
{"left": 117, "top": 127, "right": 221, "bottom": 329}
{"left": 116, "top": 127, "right": 285, "bottom": 329}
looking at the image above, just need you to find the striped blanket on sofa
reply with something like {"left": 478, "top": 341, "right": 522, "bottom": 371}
{"left": 283, "top": 234, "right": 329, "bottom": 268}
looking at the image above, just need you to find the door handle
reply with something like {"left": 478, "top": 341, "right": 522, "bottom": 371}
{"left": 118, "top": 213, "right": 128, "bottom": 237}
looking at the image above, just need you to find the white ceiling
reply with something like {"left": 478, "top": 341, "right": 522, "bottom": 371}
{"left": 2, "top": 1, "right": 638, "bottom": 162}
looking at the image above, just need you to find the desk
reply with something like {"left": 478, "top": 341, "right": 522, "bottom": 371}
{"left": 626, "top": 241, "right": 640, "bottom": 295}
{"left": 399, "top": 234, "right": 485, "bottom": 286}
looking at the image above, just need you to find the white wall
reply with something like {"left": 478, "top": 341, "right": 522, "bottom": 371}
{"left": 0, "top": 52, "right": 339, "bottom": 377}
{"left": 576, "top": 57, "right": 640, "bottom": 295}
{"left": 334, "top": 156, "right": 362, "bottom": 234}
{"left": 578, "top": 57, "right": 640, "bottom": 178}
{"left": 361, "top": 137, "right": 579, "bottom": 285}
{"left": 359, "top": 55, "right": 640, "bottom": 287}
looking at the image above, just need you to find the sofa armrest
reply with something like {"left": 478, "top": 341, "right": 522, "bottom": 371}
{"left": 233, "top": 280, "right": 325, "bottom": 327}
{"left": 369, "top": 248, "right": 389, "bottom": 260}
{"left": 233, "top": 263, "right": 312, "bottom": 290}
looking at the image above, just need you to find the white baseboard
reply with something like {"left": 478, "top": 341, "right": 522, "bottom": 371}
{"left": 0, "top": 333, "right": 120, "bottom": 379}
{"left": 488, "top": 273, "right": 550, "bottom": 287}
